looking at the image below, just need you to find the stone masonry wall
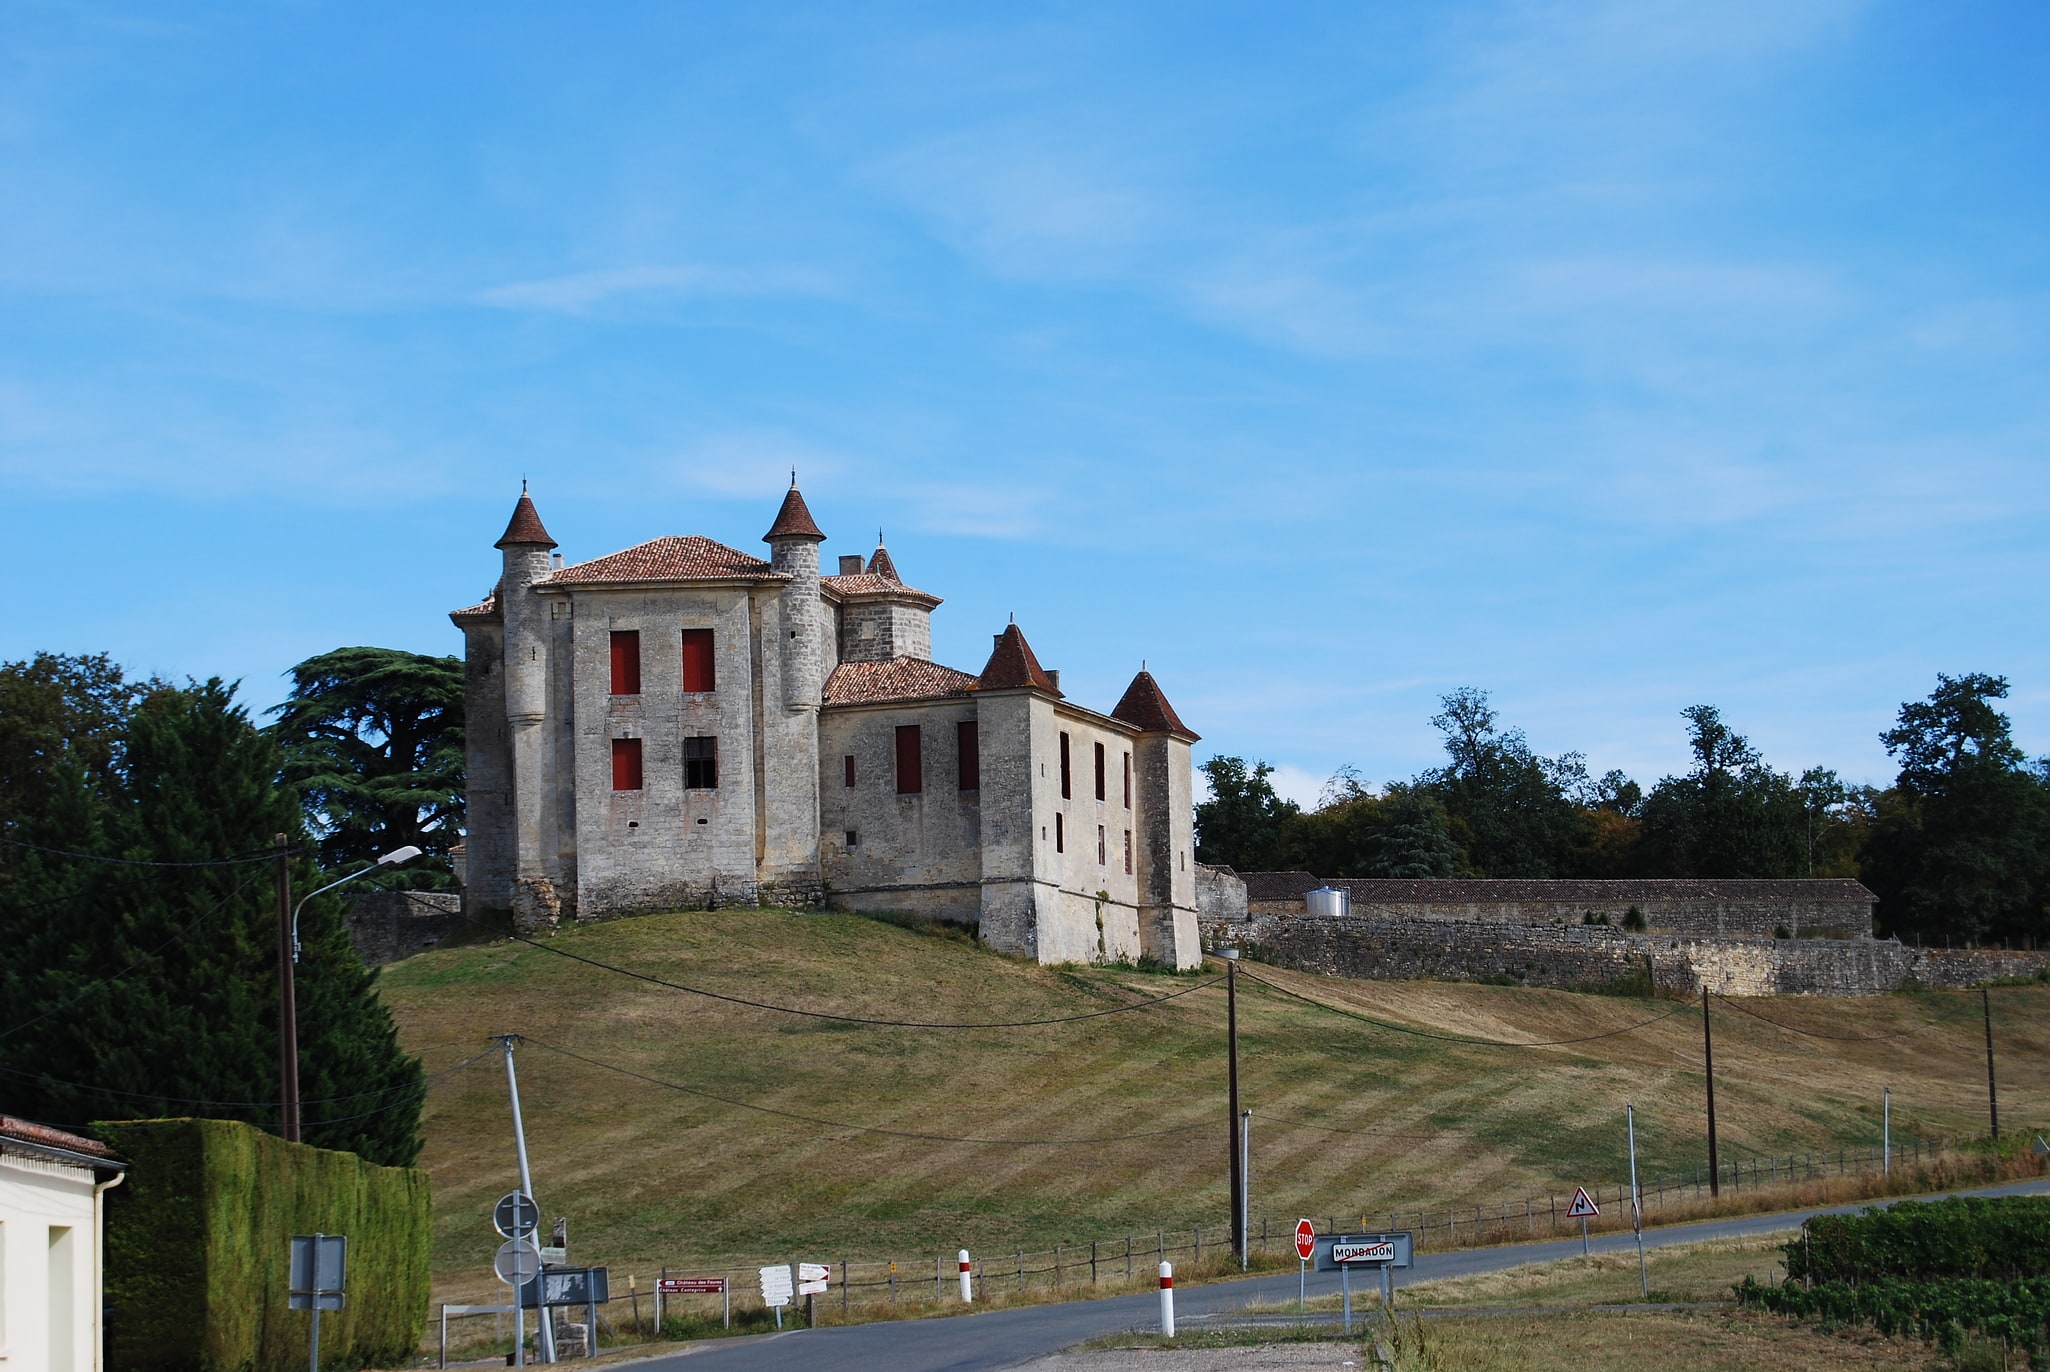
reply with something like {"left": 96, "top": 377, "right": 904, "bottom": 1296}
{"left": 347, "top": 891, "right": 465, "bottom": 967}
{"left": 1201, "top": 910, "right": 2050, "bottom": 997}
{"left": 1248, "top": 893, "right": 1871, "bottom": 939}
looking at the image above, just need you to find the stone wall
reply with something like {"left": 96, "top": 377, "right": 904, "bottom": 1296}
{"left": 1195, "top": 863, "right": 1247, "bottom": 925}
{"left": 347, "top": 891, "right": 465, "bottom": 967}
{"left": 1201, "top": 909, "right": 2050, "bottom": 997}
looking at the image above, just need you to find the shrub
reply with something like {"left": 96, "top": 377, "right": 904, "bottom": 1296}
{"left": 96, "top": 1118, "right": 431, "bottom": 1372}
{"left": 1784, "top": 1196, "right": 2050, "bottom": 1284}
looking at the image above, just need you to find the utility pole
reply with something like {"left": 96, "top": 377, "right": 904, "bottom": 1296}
{"left": 1226, "top": 954, "right": 1243, "bottom": 1261}
{"left": 1982, "top": 986, "right": 2000, "bottom": 1141}
{"left": 501, "top": 1036, "right": 555, "bottom": 1363}
{"left": 1702, "top": 988, "right": 1719, "bottom": 1197}
{"left": 274, "top": 834, "right": 300, "bottom": 1143}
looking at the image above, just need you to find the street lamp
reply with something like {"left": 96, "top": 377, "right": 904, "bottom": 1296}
{"left": 274, "top": 840, "right": 423, "bottom": 1142}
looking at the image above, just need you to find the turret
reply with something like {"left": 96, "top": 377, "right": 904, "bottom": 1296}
{"left": 1112, "top": 668, "right": 1202, "bottom": 969}
{"left": 493, "top": 484, "right": 563, "bottom": 932}
{"left": 763, "top": 476, "right": 827, "bottom": 709}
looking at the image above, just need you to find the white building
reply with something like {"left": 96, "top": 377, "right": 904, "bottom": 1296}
{"left": 451, "top": 481, "right": 1203, "bottom": 967}
{"left": 0, "top": 1118, "right": 125, "bottom": 1372}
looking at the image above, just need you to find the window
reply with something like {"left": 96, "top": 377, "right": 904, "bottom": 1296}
{"left": 956, "top": 721, "right": 979, "bottom": 791}
{"left": 895, "top": 725, "right": 923, "bottom": 794}
{"left": 610, "top": 738, "right": 643, "bottom": 791}
{"left": 685, "top": 736, "right": 719, "bottom": 789}
{"left": 1097, "top": 824, "right": 1106, "bottom": 865}
{"left": 846, "top": 830, "right": 859, "bottom": 848}
{"left": 609, "top": 630, "right": 642, "bottom": 695}
{"left": 1123, "top": 753, "right": 1131, "bottom": 809}
{"left": 1124, "top": 830, "right": 1132, "bottom": 874}
{"left": 844, "top": 755, "right": 856, "bottom": 788}
{"left": 1094, "top": 741, "right": 1106, "bottom": 801}
{"left": 681, "top": 628, "right": 716, "bottom": 692}
{"left": 1055, "top": 813, "right": 1065, "bottom": 852}
{"left": 1059, "top": 731, "right": 1072, "bottom": 799}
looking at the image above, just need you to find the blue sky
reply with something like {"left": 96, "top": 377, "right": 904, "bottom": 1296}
{"left": 4, "top": 1, "right": 2046, "bottom": 803}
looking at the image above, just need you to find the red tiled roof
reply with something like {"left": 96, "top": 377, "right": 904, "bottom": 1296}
{"left": 1111, "top": 670, "right": 1198, "bottom": 740}
{"left": 977, "top": 624, "right": 1061, "bottom": 696}
{"left": 449, "top": 590, "right": 499, "bottom": 623}
{"left": 495, "top": 492, "right": 557, "bottom": 549}
{"left": 763, "top": 485, "right": 826, "bottom": 542}
{"left": 1239, "top": 874, "right": 1878, "bottom": 904}
{"left": 0, "top": 1116, "right": 120, "bottom": 1162}
{"left": 820, "top": 573, "right": 941, "bottom": 607}
{"left": 823, "top": 657, "right": 981, "bottom": 706}
{"left": 867, "top": 544, "right": 900, "bottom": 581}
{"left": 545, "top": 536, "right": 781, "bottom": 585}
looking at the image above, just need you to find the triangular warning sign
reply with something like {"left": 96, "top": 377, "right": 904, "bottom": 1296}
{"left": 1567, "top": 1186, "right": 1600, "bottom": 1218}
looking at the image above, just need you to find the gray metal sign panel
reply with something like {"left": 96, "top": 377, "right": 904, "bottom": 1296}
{"left": 1314, "top": 1232, "right": 1413, "bottom": 1271}
{"left": 494, "top": 1191, "right": 540, "bottom": 1239}
{"left": 519, "top": 1265, "right": 611, "bottom": 1308}
{"left": 288, "top": 1234, "right": 348, "bottom": 1309}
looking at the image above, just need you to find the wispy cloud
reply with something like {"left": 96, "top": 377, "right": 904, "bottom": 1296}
{"left": 476, "top": 263, "right": 836, "bottom": 314}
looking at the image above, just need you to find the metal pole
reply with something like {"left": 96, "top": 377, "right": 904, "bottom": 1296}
{"left": 1883, "top": 1087, "right": 1891, "bottom": 1176}
{"left": 1702, "top": 988, "right": 1720, "bottom": 1197}
{"left": 1627, "top": 1105, "right": 1647, "bottom": 1299}
{"left": 308, "top": 1232, "right": 323, "bottom": 1372}
{"left": 1341, "top": 1260, "right": 1352, "bottom": 1334}
{"left": 275, "top": 835, "right": 301, "bottom": 1143}
{"left": 1239, "top": 1108, "right": 1251, "bottom": 1271}
{"left": 501, "top": 1037, "right": 553, "bottom": 1363}
{"left": 1983, "top": 986, "right": 2000, "bottom": 1140}
{"left": 1226, "top": 956, "right": 1243, "bottom": 1260}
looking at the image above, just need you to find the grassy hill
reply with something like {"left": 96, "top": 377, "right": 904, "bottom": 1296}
{"left": 377, "top": 909, "right": 2050, "bottom": 1301}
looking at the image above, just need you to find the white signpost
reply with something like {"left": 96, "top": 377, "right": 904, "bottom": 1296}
{"left": 1567, "top": 1185, "right": 1600, "bottom": 1255}
{"left": 759, "top": 1263, "right": 795, "bottom": 1329}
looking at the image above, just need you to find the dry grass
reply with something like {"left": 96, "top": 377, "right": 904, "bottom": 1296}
{"left": 375, "top": 908, "right": 2050, "bottom": 1312}
{"left": 1380, "top": 1310, "right": 1937, "bottom": 1372}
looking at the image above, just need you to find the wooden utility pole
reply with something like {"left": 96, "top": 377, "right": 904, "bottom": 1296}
{"left": 1983, "top": 986, "right": 2000, "bottom": 1140}
{"left": 1702, "top": 988, "right": 1719, "bottom": 1197}
{"left": 1227, "top": 956, "right": 1243, "bottom": 1259}
{"left": 274, "top": 833, "right": 300, "bottom": 1143}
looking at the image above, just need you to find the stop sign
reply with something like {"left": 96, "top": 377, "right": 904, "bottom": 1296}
{"left": 1294, "top": 1218, "right": 1316, "bottom": 1261}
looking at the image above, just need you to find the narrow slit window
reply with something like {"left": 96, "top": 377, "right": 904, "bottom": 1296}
{"left": 1124, "top": 829, "right": 1132, "bottom": 874}
{"left": 610, "top": 737, "right": 644, "bottom": 791}
{"left": 844, "top": 754, "right": 856, "bottom": 788}
{"left": 1059, "top": 732, "right": 1072, "bottom": 799}
{"left": 956, "top": 721, "right": 979, "bottom": 791}
{"left": 1094, "top": 741, "right": 1106, "bottom": 801}
{"left": 895, "top": 725, "right": 923, "bottom": 795}
{"left": 684, "top": 736, "right": 719, "bottom": 789}
{"left": 1097, "top": 824, "right": 1106, "bottom": 865}
{"left": 1123, "top": 753, "right": 1131, "bottom": 809}
{"left": 609, "top": 630, "right": 642, "bottom": 695}
{"left": 846, "top": 830, "right": 859, "bottom": 848}
{"left": 1055, "top": 813, "right": 1065, "bottom": 852}
{"left": 681, "top": 628, "right": 716, "bottom": 692}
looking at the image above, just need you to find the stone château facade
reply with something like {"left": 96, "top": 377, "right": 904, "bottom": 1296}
{"left": 450, "top": 482, "right": 1202, "bottom": 968}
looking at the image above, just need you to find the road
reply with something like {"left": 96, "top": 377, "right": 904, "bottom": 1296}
{"left": 622, "top": 1178, "right": 2050, "bottom": 1371}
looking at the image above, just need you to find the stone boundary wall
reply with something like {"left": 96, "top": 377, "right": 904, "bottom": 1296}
{"left": 347, "top": 890, "right": 465, "bottom": 967}
{"left": 1246, "top": 894, "right": 1871, "bottom": 940}
{"left": 1195, "top": 863, "right": 1247, "bottom": 926}
{"left": 1201, "top": 910, "right": 2050, "bottom": 997}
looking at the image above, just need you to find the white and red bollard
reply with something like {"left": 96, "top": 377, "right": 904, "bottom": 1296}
{"left": 959, "top": 1249, "right": 974, "bottom": 1303}
{"left": 1158, "top": 1261, "right": 1175, "bottom": 1337}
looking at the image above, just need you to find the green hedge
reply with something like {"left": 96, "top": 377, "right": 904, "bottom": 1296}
{"left": 1738, "top": 1275, "right": 2050, "bottom": 1361}
{"left": 95, "top": 1119, "right": 431, "bottom": 1372}
{"left": 1785, "top": 1196, "right": 2050, "bottom": 1284}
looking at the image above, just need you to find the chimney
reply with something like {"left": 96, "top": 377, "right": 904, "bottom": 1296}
{"left": 839, "top": 554, "right": 864, "bottom": 576}
{"left": 1046, "top": 670, "right": 1060, "bottom": 692}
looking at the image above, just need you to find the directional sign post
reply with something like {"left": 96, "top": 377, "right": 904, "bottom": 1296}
{"left": 797, "top": 1263, "right": 832, "bottom": 1328}
{"left": 1294, "top": 1218, "right": 1315, "bottom": 1312}
{"left": 759, "top": 1263, "right": 794, "bottom": 1330}
{"left": 1567, "top": 1186, "right": 1600, "bottom": 1256}
{"left": 656, "top": 1275, "right": 729, "bottom": 1330}
{"left": 1315, "top": 1233, "right": 1413, "bottom": 1335}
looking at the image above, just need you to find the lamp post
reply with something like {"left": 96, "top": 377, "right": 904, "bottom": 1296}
{"left": 275, "top": 842, "right": 423, "bottom": 1141}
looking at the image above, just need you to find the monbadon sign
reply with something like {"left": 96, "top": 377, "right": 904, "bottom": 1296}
{"left": 1315, "top": 1232, "right": 1414, "bottom": 1271}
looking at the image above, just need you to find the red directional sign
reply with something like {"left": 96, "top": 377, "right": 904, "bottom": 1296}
{"left": 658, "top": 1277, "right": 726, "bottom": 1295}
{"left": 1294, "top": 1218, "right": 1316, "bottom": 1261}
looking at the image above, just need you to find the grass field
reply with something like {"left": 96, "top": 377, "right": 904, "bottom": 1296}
{"left": 375, "top": 908, "right": 2050, "bottom": 1307}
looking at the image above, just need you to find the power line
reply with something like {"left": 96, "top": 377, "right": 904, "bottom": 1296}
{"left": 0, "top": 836, "right": 303, "bottom": 868}
{"left": 0, "top": 864, "right": 275, "bottom": 1043}
{"left": 0, "top": 1047, "right": 493, "bottom": 1111}
{"left": 493, "top": 922, "right": 1225, "bottom": 1029}
{"left": 517, "top": 1034, "right": 1214, "bottom": 1147}
{"left": 1237, "top": 967, "right": 1695, "bottom": 1047}
{"left": 1710, "top": 992, "right": 1983, "bottom": 1042}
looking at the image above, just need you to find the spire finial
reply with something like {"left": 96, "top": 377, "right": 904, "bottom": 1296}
{"left": 790, "top": 468, "right": 798, "bottom": 489}
{"left": 522, "top": 475, "right": 528, "bottom": 493}
{"left": 1009, "top": 612, "right": 1015, "bottom": 625}
{"left": 877, "top": 526, "right": 885, "bottom": 547}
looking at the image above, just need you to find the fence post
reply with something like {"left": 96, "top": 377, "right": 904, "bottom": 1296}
{"left": 1055, "top": 1245, "right": 1063, "bottom": 1289}
{"left": 842, "top": 1258, "right": 849, "bottom": 1314}
{"left": 1091, "top": 1240, "right": 1098, "bottom": 1286}
{"left": 1195, "top": 1227, "right": 1202, "bottom": 1264}
{"left": 1016, "top": 1252, "right": 1024, "bottom": 1294}
{"left": 1126, "top": 1235, "right": 1133, "bottom": 1281}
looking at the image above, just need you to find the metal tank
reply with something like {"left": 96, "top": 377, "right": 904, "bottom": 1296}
{"left": 1304, "top": 886, "right": 1350, "bottom": 918}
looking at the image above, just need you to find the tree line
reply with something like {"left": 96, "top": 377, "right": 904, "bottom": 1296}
{"left": 0, "top": 646, "right": 462, "bottom": 1165}
{"left": 1194, "top": 675, "right": 2050, "bottom": 947}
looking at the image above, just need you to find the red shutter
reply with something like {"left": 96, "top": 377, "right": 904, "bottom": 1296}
{"left": 681, "top": 629, "right": 716, "bottom": 692}
{"left": 895, "top": 725, "right": 923, "bottom": 794}
{"left": 611, "top": 738, "right": 644, "bottom": 791}
{"left": 609, "top": 631, "right": 641, "bottom": 695}
{"left": 956, "top": 721, "right": 979, "bottom": 791}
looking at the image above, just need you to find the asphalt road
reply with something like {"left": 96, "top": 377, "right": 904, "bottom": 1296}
{"left": 624, "top": 1177, "right": 2050, "bottom": 1371}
